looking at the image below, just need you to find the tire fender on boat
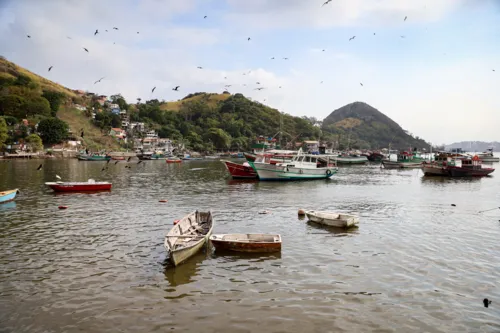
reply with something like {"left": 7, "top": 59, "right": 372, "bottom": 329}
{"left": 326, "top": 169, "right": 332, "bottom": 176}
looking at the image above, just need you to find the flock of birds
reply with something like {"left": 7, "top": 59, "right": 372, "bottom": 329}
{"left": 35, "top": 156, "right": 144, "bottom": 173}
{"left": 24, "top": 2, "right": 496, "bottom": 106}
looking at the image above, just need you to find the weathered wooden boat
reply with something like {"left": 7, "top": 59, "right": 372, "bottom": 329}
{"left": 45, "top": 179, "right": 112, "bottom": 192}
{"left": 222, "top": 160, "right": 257, "bottom": 179}
{"left": 382, "top": 150, "right": 424, "bottom": 169}
{"left": 367, "top": 151, "right": 386, "bottom": 162}
{"left": 78, "top": 153, "right": 111, "bottom": 161}
{"left": 335, "top": 154, "right": 368, "bottom": 165}
{"left": 164, "top": 211, "right": 214, "bottom": 266}
{"left": 446, "top": 156, "right": 495, "bottom": 177}
{"left": 0, "top": 189, "right": 20, "bottom": 204}
{"left": 305, "top": 210, "right": 359, "bottom": 228}
{"left": 166, "top": 158, "right": 182, "bottom": 164}
{"left": 210, "top": 234, "right": 281, "bottom": 253}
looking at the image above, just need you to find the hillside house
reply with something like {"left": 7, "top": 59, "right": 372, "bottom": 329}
{"left": 74, "top": 104, "right": 86, "bottom": 111}
{"left": 109, "top": 128, "right": 127, "bottom": 142}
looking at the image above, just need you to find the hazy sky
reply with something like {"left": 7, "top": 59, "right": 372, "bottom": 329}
{"left": 1, "top": 0, "right": 499, "bottom": 144}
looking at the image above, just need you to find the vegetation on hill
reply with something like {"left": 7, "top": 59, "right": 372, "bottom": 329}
{"left": 322, "top": 102, "right": 430, "bottom": 150}
{"left": 133, "top": 92, "right": 321, "bottom": 151}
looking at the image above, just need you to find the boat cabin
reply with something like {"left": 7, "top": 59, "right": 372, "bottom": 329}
{"left": 288, "top": 154, "right": 335, "bottom": 168}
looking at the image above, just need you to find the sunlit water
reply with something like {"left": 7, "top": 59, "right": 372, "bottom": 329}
{"left": 1, "top": 158, "right": 499, "bottom": 332}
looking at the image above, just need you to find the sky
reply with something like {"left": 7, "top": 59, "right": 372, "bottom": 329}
{"left": 0, "top": 0, "right": 499, "bottom": 144}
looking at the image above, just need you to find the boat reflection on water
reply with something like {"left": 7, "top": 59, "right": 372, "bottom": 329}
{"left": 52, "top": 191, "right": 113, "bottom": 196}
{"left": 227, "top": 179, "right": 259, "bottom": 186}
{"left": 306, "top": 220, "right": 359, "bottom": 237}
{"left": 212, "top": 250, "right": 282, "bottom": 262}
{"left": 163, "top": 251, "right": 209, "bottom": 287}
{"left": 0, "top": 201, "right": 16, "bottom": 211}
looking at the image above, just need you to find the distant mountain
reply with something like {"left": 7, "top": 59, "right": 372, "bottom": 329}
{"left": 445, "top": 141, "right": 500, "bottom": 152}
{"left": 322, "top": 102, "right": 430, "bottom": 150}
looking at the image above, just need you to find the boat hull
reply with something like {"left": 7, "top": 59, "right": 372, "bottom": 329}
{"left": 0, "top": 189, "right": 19, "bottom": 204}
{"left": 244, "top": 153, "right": 257, "bottom": 162}
{"left": 78, "top": 155, "right": 111, "bottom": 161}
{"left": 479, "top": 157, "right": 500, "bottom": 163}
{"left": 422, "top": 165, "right": 448, "bottom": 176}
{"left": 306, "top": 211, "right": 359, "bottom": 228}
{"left": 210, "top": 234, "right": 281, "bottom": 253}
{"left": 382, "top": 160, "right": 422, "bottom": 169}
{"left": 166, "top": 159, "right": 182, "bottom": 164}
{"left": 446, "top": 166, "right": 494, "bottom": 177}
{"left": 222, "top": 160, "right": 257, "bottom": 179}
{"left": 277, "top": 166, "right": 336, "bottom": 180}
{"left": 46, "top": 183, "right": 112, "bottom": 192}
{"left": 336, "top": 157, "right": 368, "bottom": 164}
{"left": 165, "top": 211, "right": 214, "bottom": 266}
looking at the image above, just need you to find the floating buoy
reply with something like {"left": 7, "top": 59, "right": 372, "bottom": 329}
{"left": 173, "top": 219, "right": 180, "bottom": 225}
{"left": 58, "top": 205, "right": 68, "bottom": 210}
{"left": 159, "top": 199, "right": 168, "bottom": 203}
{"left": 259, "top": 210, "right": 270, "bottom": 215}
{"left": 298, "top": 209, "right": 306, "bottom": 215}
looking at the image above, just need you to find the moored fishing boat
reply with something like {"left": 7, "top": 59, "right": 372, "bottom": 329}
{"left": 335, "top": 154, "right": 368, "bottom": 165}
{"left": 164, "top": 211, "right": 214, "bottom": 266}
{"left": 446, "top": 155, "right": 495, "bottom": 177}
{"left": 166, "top": 157, "right": 182, "bottom": 164}
{"left": 422, "top": 152, "right": 466, "bottom": 176}
{"left": 305, "top": 210, "right": 359, "bottom": 228}
{"left": 210, "top": 234, "right": 281, "bottom": 253}
{"left": 78, "top": 153, "right": 111, "bottom": 161}
{"left": 367, "top": 151, "right": 386, "bottom": 162}
{"left": 249, "top": 149, "right": 337, "bottom": 181}
{"left": 222, "top": 160, "right": 257, "bottom": 179}
{"left": 45, "top": 179, "right": 112, "bottom": 192}
{"left": 477, "top": 148, "right": 500, "bottom": 163}
{"left": 382, "top": 150, "right": 424, "bottom": 169}
{"left": 0, "top": 189, "right": 20, "bottom": 204}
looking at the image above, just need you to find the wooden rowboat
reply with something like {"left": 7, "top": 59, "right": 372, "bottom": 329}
{"left": 0, "top": 189, "right": 20, "bottom": 204}
{"left": 209, "top": 233, "right": 281, "bottom": 253}
{"left": 305, "top": 210, "right": 359, "bottom": 228}
{"left": 221, "top": 160, "right": 257, "bottom": 179}
{"left": 166, "top": 158, "right": 182, "bottom": 164}
{"left": 164, "top": 211, "right": 214, "bottom": 266}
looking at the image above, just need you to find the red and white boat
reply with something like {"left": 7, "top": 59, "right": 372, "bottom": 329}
{"left": 45, "top": 179, "right": 112, "bottom": 192}
{"left": 222, "top": 160, "right": 257, "bottom": 179}
{"left": 166, "top": 158, "right": 182, "bottom": 164}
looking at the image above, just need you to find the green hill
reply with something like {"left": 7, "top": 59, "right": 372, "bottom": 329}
{"left": 322, "top": 102, "right": 430, "bottom": 150}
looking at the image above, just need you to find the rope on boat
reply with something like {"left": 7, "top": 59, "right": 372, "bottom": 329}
{"left": 478, "top": 207, "right": 500, "bottom": 213}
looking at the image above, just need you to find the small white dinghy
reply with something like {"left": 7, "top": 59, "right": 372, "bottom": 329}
{"left": 305, "top": 210, "right": 359, "bottom": 228}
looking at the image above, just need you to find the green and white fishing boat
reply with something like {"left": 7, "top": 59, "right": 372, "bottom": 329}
{"left": 335, "top": 154, "right": 368, "bottom": 165}
{"left": 249, "top": 149, "right": 338, "bottom": 181}
{"left": 382, "top": 150, "right": 424, "bottom": 169}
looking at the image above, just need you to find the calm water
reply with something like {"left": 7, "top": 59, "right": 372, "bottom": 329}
{"left": 1, "top": 159, "right": 499, "bottom": 332}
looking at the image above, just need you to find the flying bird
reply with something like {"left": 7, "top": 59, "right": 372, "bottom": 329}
{"left": 204, "top": 15, "right": 207, "bottom": 19}
{"left": 225, "top": 85, "right": 232, "bottom": 87}
{"left": 322, "top": 49, "right": 325, "bottom": 52}
{"left": 404, "top": 16, "right": 407, "bottom": 21}
{"left": 320, "top": 81, "right": 323, "bottom": 84}
{"left": 127, "top": 157, "right": 132, "bottom": 162}
{"left": 80, "top": 130, "right": 84, "bottom": 137}
{"left": 113, "top": 27, "right": 118, "bottom": 30}
{"left": 83, "top": 48, "right": 89, "bottom": 53}
{"left": 256, "top": 82, "right": 261, "bottom": 84}
{"left": 37, "top": 164, "right": 43, "bottom": 171}
{"left": 56, "top": 175, "right": 61, "bottom": 180}
{"left": 224, "top": 76, "right": 227, "bottom": 79}
{"left": 172, "top": 86, "right": 180, "bottom": 91}
{"left": 360, "top": 82, "right": 364, "bottom": 86}
{"left": 48, "top": 66, "right": 53, "bottom": 72}
{"left": 322, "top": 0, "right": 332, "bottom": 6}
{"left": 101, "top": 166, "right": 106, "bottom": 171}
{"left": 283, "top": 57, "right": 289, "bottom": 60}
{"left": 400, "top": 35, "right": 406, "bottom": 38}
{"left": 107, "top": 159, "right": 111, "bottom": 164}
{"left": 151, "top": 87, "right": 156, "bottom": 93}
{"left": 197, "top": 66, "right": 203, "bottom": 69}
{"left": 247, "top": 37, "right": 251, "bottom": 41}
{"left": 115, "top": 161, "right": 119, "bottom": 165}
{"left": 137, "top": 160, "right": 143, "bottom": 165}
{"left": 94, "top": 77, "right": 105, "bottom": 84}
{"left": 94, "top": 29, "right": 98, "bottom": 36}
{"left": 349, "top": 36, "right": 356, "bottom": 41}
{"left": 67, "top": 36, "right": 72, "bottom": 39}
{"left": 373, "top": 33, "right": 376, "bottom": 35}
{"left": 137, "top": 31, "right": 139, "bottom": 34}
{"left": 255, "top": 87, "right": 265, "bottom": 90}
{"left": 271, "top": 57, "right": 275, "bottom": 59}
{"left": 279, "top": 86, "right": 282, "bottom": 88}
{"left": 27, "top": 35, "right": 31, "bottom": 38}
{"left": 493, "top": 69, "right": 496, "bottom": 72}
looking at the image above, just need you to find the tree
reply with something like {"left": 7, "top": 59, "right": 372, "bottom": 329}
{"left": 0, "top": 117, "right": 8, "bottom": 147}
{"left": 111, "top": 94, "right": 129, "bottom": 111}
{"left": 25, "top": 133, "right": 43, "bottom": 152}
{"left": 0, "top": 95, "right": 25, "bottom": 118}
{"left": 204, "top": 128, "right": 231, "bottom": 149}
{"left": 37, "top": 117, "right": 69, "bottom": 144}
{"left": 42, "top": 91, "right": 65, "bottom": 116}
{"left": 25, "top": 96, "right": 51, "bottom": 117}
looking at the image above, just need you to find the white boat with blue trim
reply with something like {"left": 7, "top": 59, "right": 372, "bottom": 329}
{"left": 249, "top": 149, "right": 338, "bottom": 181}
